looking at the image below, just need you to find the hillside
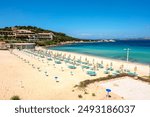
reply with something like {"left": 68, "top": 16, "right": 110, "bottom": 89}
{"left": 0, "top": 26, "right": 82, "bottom": 46}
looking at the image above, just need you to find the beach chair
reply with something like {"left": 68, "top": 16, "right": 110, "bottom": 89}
{"left": 99, "top": 64, "right": 104, "bottom": 68}
{"left": 127, "top": 72, "right": 138, "bottom": 77}
{"left": 104, "top": 70, "right": 109, "bottom": 74}
{"left": 47, "top": 57, "right": 52, "bottom": 61}
{"left": 82, "top": 65, "right": 90, "bottom": 69}
{"left": 68, "top": 65, "right": 76, "bottom": 69}
{"left": 87, "top": 71, "right": 96, "bottom": 76}
{"left": 55, "top": 61, "right": 61, "bottom": 64}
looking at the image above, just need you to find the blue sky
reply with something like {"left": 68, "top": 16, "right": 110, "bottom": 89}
{"left": 0, "top": 0, "right": 150, "bottom": 39}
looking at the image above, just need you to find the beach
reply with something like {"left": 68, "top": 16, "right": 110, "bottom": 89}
{"left": 0, "top": 48, "right": 149, "bottom": 100}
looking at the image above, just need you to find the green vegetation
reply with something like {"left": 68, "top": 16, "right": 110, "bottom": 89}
{"left": 10, "top": 95, "right": 21, "bottom": 100}
{"left": 0, "top": 26, "right": 83, "bottom": 46}
{"left": 74, "top": 73, "right": 131, "bottom": 89}
{"left": 138, "top": 76, "right": 150, "bottom": 82}
{"left": 78, "top": 94, "right": 83, "bottom": 98}
{"left": 84, "top": 91, "right": 88, "bottom": 94}
{"left": 92, "top": 93, "right": 96, "bottom": 96}
{"left": 143, "top": 76, "right": 150, "bottom": 79}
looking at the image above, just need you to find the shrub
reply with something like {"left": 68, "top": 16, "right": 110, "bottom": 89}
{"left": 84, "top": 91, "right": 88, "bottom": 94}
{"left": 78, "top": 95, "right": 83, "bottom": 98}
{"left": 10, "top": 95, "right": 21, "bottom": 100}
{"left": 92, "top": 93, "right": 96, "bottom": 96}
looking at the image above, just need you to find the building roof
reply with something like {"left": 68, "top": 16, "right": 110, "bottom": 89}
{"left": 16, "top": 29, "right": 32, "bottom": 33}
{"left": 11, "top": 43, "right": 35, "bottom": 46}
{"left": 38, "top": 32, "right": 53, "bottom": 35}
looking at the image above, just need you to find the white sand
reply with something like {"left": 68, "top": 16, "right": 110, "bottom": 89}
{"left": 101, "top": 77, "right": 150, "bottom": 100}
{"left": 0, "top": 47, "right": 149, "bottom": 100}
{"left": 0, "top": 50, "right": 121, "bottom": 100}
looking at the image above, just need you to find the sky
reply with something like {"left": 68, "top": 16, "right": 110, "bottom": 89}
{"left": 0, "top": 0, "right": 150, "bottom": 39}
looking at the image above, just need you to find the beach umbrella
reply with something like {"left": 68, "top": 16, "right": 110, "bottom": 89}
{"left": 87, "top": 60, "right": 89, "bottom": 65}
{"left": 106, "top": 64, "right": 109, "bottom": 69}
{"left": 61, "top": 67, "right": 64, "bottom": 71}
{"left": 106, "top": 89, "right": 111, "bottom": 97}
{"left": 62, "top": 54, "right": 65, "bottom": 59}
{"left": 110, "top": 62, "right": 113, "bottom": 66}
{"left": 93, "top": 65, "right": 96, "bottom": 71}
{"left": 54, "top": 76, "right": 59, "bottom": 82}
{"left": 73, "top": 56, "right": 75, "bottom": 60}
{"left": 85, "top": 57, "right": 87, "bottom": 61}
{"left": 120, "top": 64, "right": 124, "bottom": 72}
{"left": 121, "top": 64, "right": 124, "bottom": 68}
{"left": 80, "top": 56, "right": 82, "bottom": 61}
{"left": 134, "top": 66, "right": 137, "bottom": 73}
{"left": 96, "top": 62, "right": 99, "bottom": 69}
{"left": 93, "top": 59, "right": 95, "bottom": 64}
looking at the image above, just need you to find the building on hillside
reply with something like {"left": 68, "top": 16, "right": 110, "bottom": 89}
{"left": 37, "top": 32, "right": 54, "bottom": 40}
{"left": 0, "top": 27, "right": 54, "bottom": 40}
{"left": 14, "top": 29, "right": 36, "bottom": 40}
{"left": 0, "top": 31, "right": 15, "bottom": 37}
{"left": 0, "top": 41, "right": 9, "bottom": 50}
{"left": 10, "top": 43, "right": 35, "bottom": 49}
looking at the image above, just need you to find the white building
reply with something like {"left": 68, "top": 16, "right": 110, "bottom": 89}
{"left": 0, "top": 28, "right": 54, "bottom": 40}
{"left": 37, "top": 32, "right": 54, "bottom": 40}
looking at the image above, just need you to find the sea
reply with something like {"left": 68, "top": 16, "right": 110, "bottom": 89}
{"left": 49, "top": 40, "right": 150, "bottom": 65}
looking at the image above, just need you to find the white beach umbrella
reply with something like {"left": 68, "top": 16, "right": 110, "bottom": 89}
{"left": 80, "top": 56, "right": 81, "bottom": 61}
{"left": 110, "top": 62, "right": 113, "bottom": 66}
{"left": 73, "top": 56, "right": 75, "bottom": 60}
{"left": 93, "top": 59, "right": 95, "bottom": 64}
{"left": 106, "top": 64, "right": 109, "bottom": 69}
{"left": 134, "top": 66, "right": 137, "bottom": 73}
{"left": 101, "top": 60, "right": 103, "bottom": 65}
{"left": 85, "top": 57, "right": 87, "bottom": 61}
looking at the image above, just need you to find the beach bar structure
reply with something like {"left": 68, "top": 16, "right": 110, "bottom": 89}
{"left": 10, "top": 43, "right": 35, "bottom": 49}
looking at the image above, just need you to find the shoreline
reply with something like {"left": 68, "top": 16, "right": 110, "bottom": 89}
{"left": 48, "top": 48, "right": 149, "bottom": 67}
{"left": 0, "top": 48, "right": 150, "bottom": 100}
{"left": 46, "top": 43, "right": 150, "bottom": 66}
{"left": 37, "top": 46, "right": 149, "bottom": 76}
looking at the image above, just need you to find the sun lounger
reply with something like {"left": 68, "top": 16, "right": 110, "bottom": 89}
{"left": 127, "top": 72, "right": 138, "bottom": 77}
{"left": 55, "top": 61, "right": 61, "bottom": 64}
{"left": 99, "top": 64, "right": 104, "bottom": 68}
{"left": 68, "top": 65, "right": 76, "bottom": 69}
{"left": 87, "top": 71, "right": 96, "bottom": 76}
{"left": 82, "top": 65, "right": 90, "bottom": 69}
{"left": 104, "top": 70, "right": 109, "bottom": 74}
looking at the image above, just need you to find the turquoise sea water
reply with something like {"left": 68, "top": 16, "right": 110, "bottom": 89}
{"left": 49, "top": 40, "right": 150, "bottom": 64}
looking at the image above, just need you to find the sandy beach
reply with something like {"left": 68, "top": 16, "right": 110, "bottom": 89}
{"left": 0, "top": 48, "right": 149, "bottom": 100}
